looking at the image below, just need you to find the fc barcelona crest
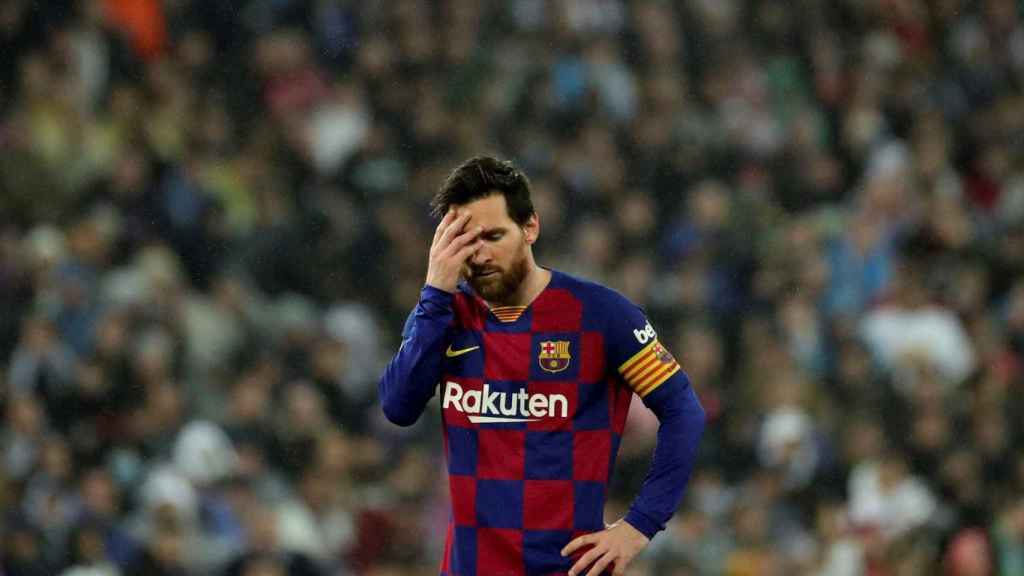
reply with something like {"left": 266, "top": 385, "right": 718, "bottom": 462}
{"left": 539, "top": 340, "right": 571, "bottom": 373}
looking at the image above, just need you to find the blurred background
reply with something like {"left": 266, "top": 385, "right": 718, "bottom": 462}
{"left": 1, "top": 0, "right": 1024, "bottom": 575}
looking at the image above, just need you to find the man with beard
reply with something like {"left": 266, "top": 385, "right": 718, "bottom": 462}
{"left": 379, "top": 155, "right": 705, "bottom": 576}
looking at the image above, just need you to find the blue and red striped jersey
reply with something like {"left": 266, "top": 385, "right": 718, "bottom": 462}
{"left": 380, "top": 269, "right": 705, "bottom": 575}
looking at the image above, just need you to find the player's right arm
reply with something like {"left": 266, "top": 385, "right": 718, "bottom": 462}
{"left": 379, "top": 211, "right": 482, "bottom": 426}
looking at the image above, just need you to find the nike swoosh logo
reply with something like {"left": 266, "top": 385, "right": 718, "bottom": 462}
{"left": 445, "top": 345, "right": 479, "bottom": 358}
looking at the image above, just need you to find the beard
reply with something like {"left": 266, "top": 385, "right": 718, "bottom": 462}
{"left": 465, "top": 248, "right": 529, "bottom": 304}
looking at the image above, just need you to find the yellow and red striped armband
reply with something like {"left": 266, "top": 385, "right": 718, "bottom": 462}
{"left": 617, "top": 339, "right": 681, "bottom": 397}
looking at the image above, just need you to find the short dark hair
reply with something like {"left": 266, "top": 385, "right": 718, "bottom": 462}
{"left": 431, "top": 155, "right": 534, "bottom": 225}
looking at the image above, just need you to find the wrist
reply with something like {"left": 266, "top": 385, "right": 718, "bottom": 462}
{"left": 623, "top": 508, "right": 659, "bottom": 541}
{"left": 419, "top": 284, "right": 455, "bottom": 316}
{"left": 424, "top": 280, "right": 457, "bottom": 294}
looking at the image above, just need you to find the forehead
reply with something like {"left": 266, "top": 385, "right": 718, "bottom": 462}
{"left": 452, "top": 194, "right": 513, "bottom": 228}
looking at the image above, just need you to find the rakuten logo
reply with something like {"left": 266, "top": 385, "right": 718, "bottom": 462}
{"left": 442, "top": 381, "right": 568, "bottom": 424}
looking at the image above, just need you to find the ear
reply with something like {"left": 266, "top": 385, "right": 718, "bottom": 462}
{"left": 523, "top": 213, "right": 540, "bottom": 245}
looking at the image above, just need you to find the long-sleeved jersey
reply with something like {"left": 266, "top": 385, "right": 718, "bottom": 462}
{"left": 380, "top": 269, "right": 705, "bottom": 575}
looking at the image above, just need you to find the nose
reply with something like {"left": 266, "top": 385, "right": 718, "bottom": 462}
{"left": 470, "top": 243, "right": 491, "bottom": 266}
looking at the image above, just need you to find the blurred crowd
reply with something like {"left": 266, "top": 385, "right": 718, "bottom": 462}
{"left": 2, "top": 0, "right": 1024, "bottom": 574}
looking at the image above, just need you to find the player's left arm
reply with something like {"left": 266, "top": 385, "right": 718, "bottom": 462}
{"left": 615, "top": 333, "right": 706, "bottom": 540}
{"left": 563, "top": 294, "right": 705, "bottom": 576}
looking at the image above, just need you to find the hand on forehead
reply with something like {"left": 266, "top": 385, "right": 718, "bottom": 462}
{"left": 449, "top": 195, "right": 509, "bottom": 229}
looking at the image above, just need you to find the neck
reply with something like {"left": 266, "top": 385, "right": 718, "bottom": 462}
{"left": 493, "top": 257, "right": 550, "bottom": 307}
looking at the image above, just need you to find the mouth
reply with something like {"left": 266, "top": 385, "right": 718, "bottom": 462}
{"left": 475, "top": 270, "right": 499, "bottom": 279}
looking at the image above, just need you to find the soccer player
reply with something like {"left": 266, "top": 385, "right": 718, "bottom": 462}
{"left": 379, "top": 156, "right": 705, "bottom": 576}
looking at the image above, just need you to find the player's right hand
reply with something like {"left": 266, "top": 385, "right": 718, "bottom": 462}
{"left": 425, "top": 210, "right": 482, "bottom": 293}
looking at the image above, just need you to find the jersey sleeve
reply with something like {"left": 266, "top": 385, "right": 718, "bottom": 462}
{"left": 601, "top": 289, "right": 706, "bottom": 540}
{"left": 604, "top": 296, "right": 681, "bottom": 398}
{"left": 378, "top": 285, "right": 455, "bottom": 426}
